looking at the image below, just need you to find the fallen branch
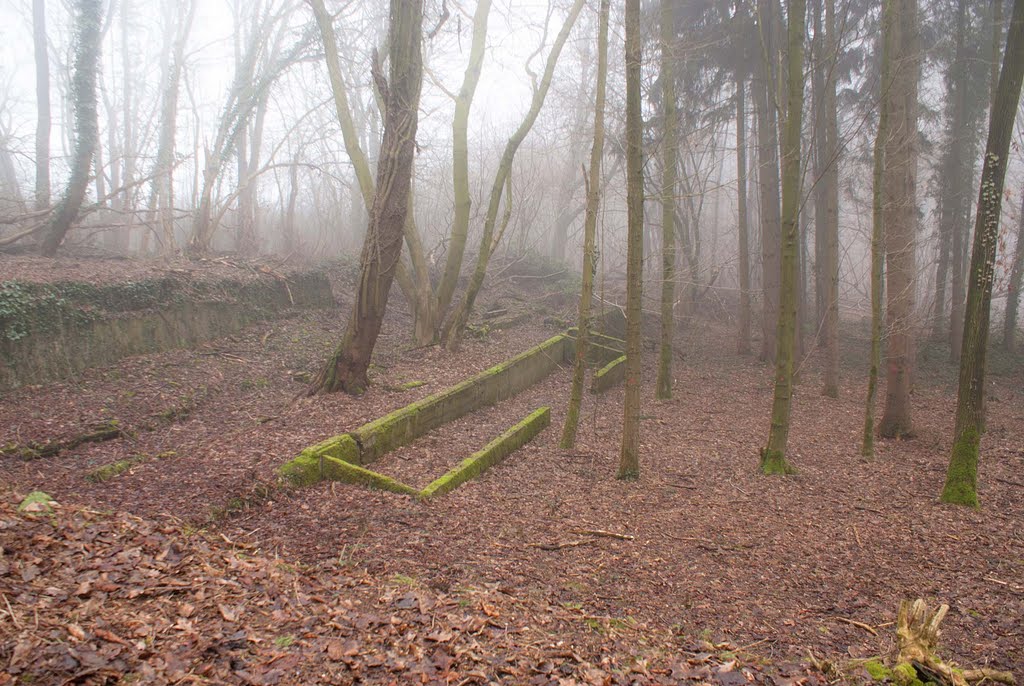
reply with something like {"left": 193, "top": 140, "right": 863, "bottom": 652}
{"left": 962, "top": 668, "right": 1016, "bottom": 684}
{"left": 571, "top": 528, "right": 634, "bottom": 541}
{"left": 834, "top": 616, "right": 878, "bottom": 636}
{"left": 530, "top": 539, "right": 592, "bottom": 551}
{"left": 4, "top": 421, "right": 127, "bottom": 460}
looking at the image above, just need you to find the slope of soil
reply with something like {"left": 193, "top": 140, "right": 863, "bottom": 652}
{"left": 1, "top": 270, "right": 1022, "bottom": 682}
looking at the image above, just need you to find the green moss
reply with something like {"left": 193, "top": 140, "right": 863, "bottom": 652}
{"left": 400, "top": 380, "right": 426, "bottom": 389}
{"left": 591, "top": 355, "right": 626, "bottom": 394}
{"left": 940, "top": 427, "right": 980, "bottom": 507}
{"left": 273, "top": 635, "right": 295, "bottom": 649}
{"left": 320, "top": 456, "right": 420, "bottom": 496}
{"left": 18, "top": 491, "right": 55, "bottom": 514}
{"left": 278, "top": 453, "right": 320, "bottom": 486}
{"left": 864, "top": 660, "right": 891, "bottom": 681}
{"left": 421, "top": 406, "right": 551, "bottom": 500}
{"left": 891, "top": 663, "right": 922, "bottom": 686}
{"left": 86, "top": 455, "right": 147, "bottom": 482}
{"left": 760, "top": 448, "right": 796, "bottom": 475}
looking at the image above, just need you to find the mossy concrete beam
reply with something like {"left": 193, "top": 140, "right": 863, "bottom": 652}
{"left": 319, "top": 456, "right": 421, "bottom": 496}
{"left": 590, "top": 355, "right": 626, "bottom": 394}
{"left": 353, "top": 334, "right": 569, "bottom": 464}
{"left": 278, "top": 434, "right": 361, "bottom": 485}
{"left": 420, "top": 406, "right": 550, "bottom": 500}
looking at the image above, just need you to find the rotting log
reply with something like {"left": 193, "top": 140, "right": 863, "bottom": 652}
{"left": 420, "top": 406, "right": 550, "bottom": 500}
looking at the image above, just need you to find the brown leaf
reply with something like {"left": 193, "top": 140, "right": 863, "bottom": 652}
{"left": 219, "top": 604, "right": 238, "bottom": 622}
{"left": 67, "top": 623, "right": 87, "bottom": 641}
{"left": 480, "top": 602, "right": 500, "bottom": 618}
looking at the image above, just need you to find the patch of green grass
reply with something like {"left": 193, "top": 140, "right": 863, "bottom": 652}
{"left": 273, "top": 635, "right": 295, "bottom": 649}
{"left": 390, "top": 573, "right": 417, "bottom": 587}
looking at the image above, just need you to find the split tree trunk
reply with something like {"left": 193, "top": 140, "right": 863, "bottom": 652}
{"left": 441, "top": 0, "right": 585, "bottom": 351}
{"left": 309, "top": 0, "right": 424, "bottom": 395}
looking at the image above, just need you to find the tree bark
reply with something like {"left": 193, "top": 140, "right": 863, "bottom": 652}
{"left": 441, "top": 0, "right": 585, "bottom": 351}
{"left": 560, "top": 0, "right": 609, "bottom": 450}
{"left": 1003, "top": 189, "right": 1024, "bottom": 352}
{"left": 38, "top": 0, "right": 102, "bottom": 257}
{"left": 878, "top": 0, "right": 919, "bottom": 439}
{"left": 310, "top": 0, "right": 423, "bottom": 395}
{"left": 736, "top": 73, "right": 751, "bottom": 355}
{"left": 862, "top": 0, "right": 896, "bottom": 457}
{"left": 941, "top": 0, "right": 1024, "bottom": 507}
{"left": 656, "top": 0, "right": 678, "bottom": 400}
{"left": 33, "top": 0, "right": 51, "bottom": 212}
{"left": 434, "top": 0, "right": 492, "bottom": 324}
{"left": 760, "top": 0, "right": 806, "bottom": 475}
{"left": 619, "top": 0, "right": 644, "bottom": 481}
{"left": 755, "top": 0, "right": 782, "bottom": 363}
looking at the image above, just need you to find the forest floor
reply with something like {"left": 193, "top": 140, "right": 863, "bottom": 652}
{"left": 2, "top": 259, "right": 1023, "bottom": 684}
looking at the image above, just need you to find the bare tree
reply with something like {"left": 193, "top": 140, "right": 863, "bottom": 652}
{"left": 38, "top": 0, "right": 102, "bottom": 257}
{"left": 309, "top": 0, "right": 424, "bottom": 394}
{"left": 33, "top": 0, "right": 51, "bottom": 211}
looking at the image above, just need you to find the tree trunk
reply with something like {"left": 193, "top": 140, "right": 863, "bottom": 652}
{"left": 821, "top": 0, "right": 840, "bottom": 397}
{"left": 862, "top": 0, "right": 896, "bottom": 457}
{"left": 656, "top": 0, "right": 678, "bottom": 400}
{"left": 560, "top": 0, "right": 609, "bottom": 450}
{"left": 941, "top": 0, "right": 1024, "bottom": 507}
{"left": 441, "top": 0, "right": 585, "bottom": 351}
{"left": 38, "top": 0, "right": 102, "bottom": 257}
{"left": 619, "top": 0, "right": 644, "bottom": 481}
{"left": 1003, "top": 189, "right": 1024, "bottom": 352}
{"left": 755, "top": 0, "right": 782, "bottom": 363}
{"left": 736, "top": 73, "right": 751, "bottom": 355}
{"left": 309, "top": 0, "right": 423, "bottom": 395}
{"left": 760, "top": 0, "right": 806, "bottom": 475}
{"left": 33, "top": 0, "right": 51, "bottom": 211}
{"left": 878, "top": 0, "right": 919, "bottom": 439}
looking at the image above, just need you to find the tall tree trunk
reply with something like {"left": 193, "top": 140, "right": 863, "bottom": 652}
{"left": 432, "top": 0, "right": 492, "bottom": 328}
{"left": 309, "top": 0, "right": 423, "bottom": 395}
{"left": 619, "top": 0, "right": 644, "bottom": 481}
{"left": 153, "top": 0, "right": 194, "bottom": 254}
{"left": 33, "top": 0, "right": 51, "bottom": 211}
{"left": 656, "top": 0, "right": 677, "bottom": 400}
{"left": 441, "top": 0, "right": 585, "bottom": 351}
{"left": 755, "top": 0, "right": 782, "bottom": 363}
{"left": 39, "top": 0, "right": 102, "bottom": 257}
{"left": 878, "top": 0, "right": 919, "bottom": 439}
{"left": 560, "top": 0, "right": 609, "bottom": 450}
{"left": 760, "top": 0, "right": 806, "bottom": 475}
{"left": 862, "top": 0, "right": 896, "bottom": 457}
{"left": 943, "top": 0, "right": 971, "bottom": 356}
{"left": 1004, "top": 189, "right": 1024, "bottom": 352}
{"left": 736, "top": 73, "right": 752, "bottom": 355}
{"left": 821, "top": 0, "right": 840, "bottom": 397}
{"left": 941, "top": 0, "right": 1024, "bottom": 507}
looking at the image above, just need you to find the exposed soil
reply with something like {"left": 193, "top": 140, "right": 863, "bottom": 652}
{"left": 2, "top": 268, "right": 1023, "bottom": 684}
